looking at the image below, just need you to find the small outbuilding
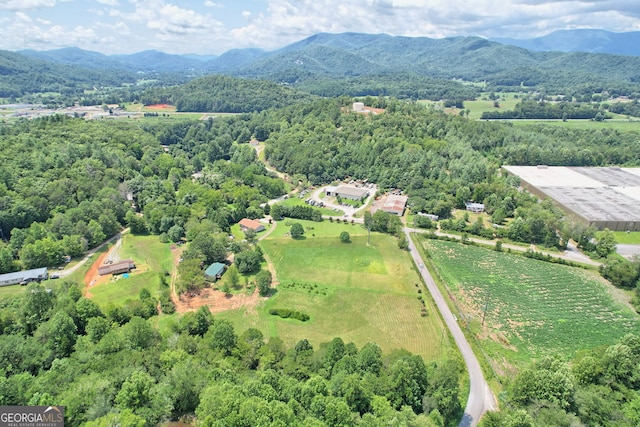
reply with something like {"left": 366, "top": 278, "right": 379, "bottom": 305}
{"left": 98, "top": 259, "right": 135, "bottom": 276}
{"left": 205, "top": 262, "right": 226, "bottom": 281}
{"left": 0, "top": 267, "right": 48, "bottom": 287}
{"left": 465, "top": 202, "right": 485, "bottom": 213}
{"left": 238, "top": 218, "right": 265, "bottom": 232}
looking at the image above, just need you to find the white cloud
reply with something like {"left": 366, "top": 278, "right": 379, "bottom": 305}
{"left": 2, "top": 0, "right": 639, "bottom": 54}
{"left": 0, "top": 0, "right": 55, "bottom": 11}
{"left": 97, "top": 0, "right": 120, "bottom": 6}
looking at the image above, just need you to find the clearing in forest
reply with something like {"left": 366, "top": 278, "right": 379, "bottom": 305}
{"left": 86, "top": 234, "right": 172, "bottom": 309}
{"left": 217, "top": 219, "right": 453, "bottom": 363}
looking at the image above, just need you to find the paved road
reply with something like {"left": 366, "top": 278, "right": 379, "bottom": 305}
{"left": 405, "top": 228, "right": 496, "bottom": 426}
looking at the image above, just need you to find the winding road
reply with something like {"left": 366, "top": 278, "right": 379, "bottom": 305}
{"left": 405, "top": 228, "right": 496, "bottom": 426}
{"left": 308, "top": 185, "right": 496, "bottom": 425}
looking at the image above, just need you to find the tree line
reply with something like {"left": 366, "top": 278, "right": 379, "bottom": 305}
{"left": 0, "top": 281, "right": 461, "bottom": 426}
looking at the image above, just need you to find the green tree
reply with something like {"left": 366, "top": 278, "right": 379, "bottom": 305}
{"left": 209, "top": 319, "right": 237, "bottom": 355}
{"left": 86, "top": 317, "right": 111, "bottom": 343}
{"left": 601, "top": 257, "right": 639, "bottom": 289}
{"left": 125, "top": 211, "right": 148, "bottom": 235}
{"left": 37, "top": 310, "right": 77, "bottom": 359}
{"left": 235, "top": 250, "right": 263, "bottom": 274}
{"left": 75, "top": 297, "right": 104, "bottom": 334}
{"left": 0, "top": 244, "right": 14, "bottom": 274}
{"left": 20, "top": 282, "right": 54, "bottom": 335}
{"left": 594, "top": 228, "right": 617, "bottom": 258}
{"left": 226, "top": 264, "right": 240, "bottom": 288}
{"left": 256, "top": 269, "right": 272, "bottom": 296}
{"left": 115, "top": 370, "right": 155, "bottom": 410}
{"left": 340, "top": 231, "right": 351, "bottom": 243}
{"left": 290, "top": 223, "right": 304, "bottom": 238}
{"left": 167, "top": 225, "right": 185, "bottom": 242}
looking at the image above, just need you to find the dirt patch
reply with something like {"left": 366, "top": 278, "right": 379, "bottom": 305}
{"left": 83, "top": 237, "right": 124, "bottom": 297}
{"left": 146, "top": 104, "right": 174, "bottom": 110}
{"left": 175, "top": 287, "right": 262, "bottom": 314}
{"left": 83, "top": 251, "right": 111, "bottom": 297}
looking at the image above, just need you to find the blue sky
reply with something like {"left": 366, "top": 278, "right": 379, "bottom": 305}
{"left": 1, "top": 0, "right": 639, "bottom": 55}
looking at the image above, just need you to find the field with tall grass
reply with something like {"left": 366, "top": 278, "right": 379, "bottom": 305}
{"left": 218, "top": 220, "right": 454, "bottom": 362}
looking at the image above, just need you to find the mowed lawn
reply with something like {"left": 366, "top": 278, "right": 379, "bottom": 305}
{"left": 420, "top": 238, "right": 640, "bottom": 361}
{"left": 88, "top": 234, "right": 173, "bottom": 309}
{"left": 218, "top": 220, "right": 453, "bottom": 362}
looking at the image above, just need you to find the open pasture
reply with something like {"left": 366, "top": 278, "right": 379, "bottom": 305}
{"left": 87, "top": 234, "right": 172, "bottom": 309}
{"left": 420, "top": 237, "right": 640, "bottom": 359}
{"left": 217, "top": 220, "right": 452, "bottom": 362}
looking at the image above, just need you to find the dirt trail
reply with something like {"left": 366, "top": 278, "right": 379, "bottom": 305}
{"left": 83, "top": 251, "right": 110, "bottom": 298}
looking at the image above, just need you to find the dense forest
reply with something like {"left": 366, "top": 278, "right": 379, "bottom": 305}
{"left": 481, "top": 333, "right": 640, "bottom": 426}
{"left": 139, "top": 75, "right": 316, "bottom": 113}
{"left": 0, "top": 114, "right": 284, "bottom": 274}
{"left": 480, "top": 100, "right": 610, "bottom": 120}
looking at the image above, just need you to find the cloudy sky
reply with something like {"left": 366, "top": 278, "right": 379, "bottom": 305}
{"left": 1, "top": 0, "right": 639, "bottom": 55}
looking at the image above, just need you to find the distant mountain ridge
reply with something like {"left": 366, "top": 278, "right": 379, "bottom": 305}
{"left": 20, "top": 47, "right": 213, "bottom": 72}
{"left": 5, "top": 30, "right": 640, "bottom": 98}
{"left": 491, "top": 29, "right": 640, "bottom": 56}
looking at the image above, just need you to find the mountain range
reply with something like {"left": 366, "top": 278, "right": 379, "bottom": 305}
{"left": 491, "top": 29, "right": 640, "bottom": 57}
{"left": 3, "top": 29, "right": 640, "bottom": 98}
{"left": 16, "top": 29, "right": 640, "bottom": 75}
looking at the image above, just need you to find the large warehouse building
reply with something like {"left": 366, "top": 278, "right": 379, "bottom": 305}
{"left": 503, "top": 166, "right": 640, "bottom": 231}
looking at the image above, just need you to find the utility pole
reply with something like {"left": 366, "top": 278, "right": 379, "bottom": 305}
{"left": 481, "top": 287, "right": 491, "bottom": 326}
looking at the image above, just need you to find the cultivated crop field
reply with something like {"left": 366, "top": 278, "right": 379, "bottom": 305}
{"left": 419, "top": 237, "right": 640, "bottom": 360}
{"left": 218, "top": 220, "right": 453, "bottom": 362}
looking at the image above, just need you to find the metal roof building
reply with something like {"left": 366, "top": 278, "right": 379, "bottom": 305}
{"left": 205, "top": 262, "right": 226, "bottom": 281}
{"left": 98, "top": 259, "right": 135, "bottom": 276}
{"left": 0, "top": 267, "right": 48, "bottom": 287}
{"left": 327, "top": 185, "right": 370, "bottom": 200}
{"left": 381, "top": 195, "right": 408, "bottom": 215}
{"left": 503, "top": 166, "right": 640, "bottom": 231}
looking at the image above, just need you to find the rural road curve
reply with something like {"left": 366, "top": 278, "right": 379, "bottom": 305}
{"left": 405, "top": 228, "right": 496, "bottom": 427}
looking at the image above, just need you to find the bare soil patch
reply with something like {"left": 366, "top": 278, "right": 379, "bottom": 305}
{"left": 175, "top": 287, "right": 262, "bottom": 314}
{"left": 83, "top": 251, "right": 111, "bottom": 297}
{"left": 146, "top": 104, "right": 174, "bottom": 110}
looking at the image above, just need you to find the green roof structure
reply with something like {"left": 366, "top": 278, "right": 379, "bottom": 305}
{"left": 204, "top": 262, "right": 226, "bottom": 281}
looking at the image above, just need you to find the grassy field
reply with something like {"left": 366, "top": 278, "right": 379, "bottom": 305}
{"left": 614, "top": 231, "right": 640, "bottom": 244}
{"left": 217, "top": 220, "right": 453, "bottom": 362}
{"left": 418, "top": 237, "right": 640, "bottom": 368}
{"left": 88, "top": 234, "right": 173, "bottom": 309}
{"left": 511, "top": 119, "right": 640, "bottom": 132}
{"left": 0, "top": 284, "right": 26, "bottom": 298}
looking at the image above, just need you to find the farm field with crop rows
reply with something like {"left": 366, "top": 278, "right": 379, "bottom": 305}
{"left": 419, "top": 237, "right": 640, "bottom": 359}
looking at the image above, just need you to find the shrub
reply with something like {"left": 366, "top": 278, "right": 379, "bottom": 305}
{"left": 269, "top": 308, "right": 310, "bottom": 322}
